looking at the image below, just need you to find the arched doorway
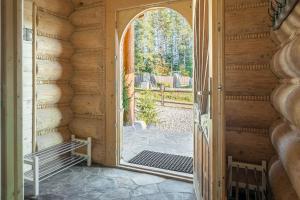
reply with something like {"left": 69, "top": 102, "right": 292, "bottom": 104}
{"left": 117, "top": 5, "right": 194, "bottom": 178}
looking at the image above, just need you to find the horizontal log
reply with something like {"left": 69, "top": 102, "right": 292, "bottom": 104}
{"left": 225, "top": 6, "right": 270, "bottom": 35}
{"left": 225, "top": 37, "right": 276, "bottom": 65}
{"left": 71, "top": 95, "right": 104, "bottom": 115}
{"left": 37, "top": 0, "right": 74, "bottom": 17}
{"left": 272, "top": 84, "right": 300, "bottom": 129}
{"left": 37, "top": 127, "right": 71, "bottom": 150}
{"left": 37, "top": 11, "right": 74, "bottom": 40}
{"left": 23, "top": 42, "right": 32, "bottom": 59}
{"left": 37, "top": 131, "right": 64, "bottom": 150}
{"left": 23, "top": 86, "right": 33, "bottom": 101}
{"left": 70, "top": 6, "right": 104, "bottom": 27}
{"left": 225, "top": 100, "right": 280, "bottom": 128}
{"left": 72, "top": 0, "right": 104, "bottom": 8}
{"left": 71, "top": 29, "right": 104, "bottom": 49}
{"left": 69, "top": 117, "right": 104, "bottom": 140}
{"left": 272, "top": 36, "right": 300, "bottom": 78}
{"left": 273, "top": 3, "right": 300, "bottom": 44}
{"left": 23, "top": 72, "right": 32, "bottom": 87}
{"left": 23, "top": 115, "right": 32, "bottom": 131}
{"left": 23, "top": 57, "right": 32, "bottom": 72}
{"left": 71, "top": 71, "right": 104, "bottom": 94}
{"left": 37, "top": 60, "right": 73, "bottom": 81}
{"left": 23, "top": 99, "right": 32, "bottom": 115}
{"left": 71, "top": 83, "right": 103, "bottom": 94}
{"left": 226, "top": 129, "right": 274, "bottom": 164}
{"left": 37, "top": 84, "right": 73, "bottom": 104}
{"left": 36, "top": 107, "right": 72, "bottom": 131}
{"left": 72, "top": 70, "right": 103, "bottom": 81}
{"left": 270, "top": 121, "right": 300, "bottom": 198}
{"left": 269, "top": 160, "right": 299, "bottom": 200}
{"left": 37, "top": 36, "right": 74, "bottom": 59}
{"left": 71, "top": 51, "right": 104, "bottom": 71}
{"left": 24, "top": 0, "right": 32, "bottom": 28}
{"left": 225, "top": 69, "right": 278, "bottom": 96}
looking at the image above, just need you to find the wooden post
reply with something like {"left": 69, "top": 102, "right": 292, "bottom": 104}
{"left": 32, "top": 2, "right": 37, "bottom": 153}
{"left": 33, "top": 157, "right": 39, "bottom": 197}
{"left": 1, "top": 0, "right": 23, "bottom": 198}
{"left": 123, "top": 24, "right": 135, "bottom": 125}
{"left": 160, "top": 85, "right": 165, "bottom": 106}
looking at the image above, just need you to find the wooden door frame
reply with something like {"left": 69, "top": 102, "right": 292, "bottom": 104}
{"left": 1, "top": 0, "right": 23, "bottom": 199}
{"left": 112, "top": 0, "right": 193, "bottom": 167}
{"left": 192, "top": 0, "right": 225, "bottom": 199}
{"left": 209, "top": 0, "right": 225, "bottom": 198}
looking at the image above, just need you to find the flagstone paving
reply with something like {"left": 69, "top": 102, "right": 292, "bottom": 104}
{"left": 24, "top": 165, "right": 196, "bottom": 200}
{"left": 122, "top": 126, "right": 193, "bottom": 162}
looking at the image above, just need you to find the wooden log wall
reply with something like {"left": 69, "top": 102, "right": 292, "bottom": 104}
{"left": 225, "top": 0, "right": 279, "bottom": 164}
{"left": 269, "top": 2, "right": 300, "bottom": 198}
{"left": 269, "top": 158, "right": 298, "bottom": 200}
{"left": 23, "top": 0, "right": 34, "bottom": 159}
{"left": 35, "top": 0, "right": 74, "bottom": 150}
{"left": 69, "top": 0, "right": 106, "bottom": 163}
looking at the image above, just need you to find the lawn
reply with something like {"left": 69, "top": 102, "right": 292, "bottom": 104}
{"left": 135, "top": 89, "right": 193, "bottom": 104}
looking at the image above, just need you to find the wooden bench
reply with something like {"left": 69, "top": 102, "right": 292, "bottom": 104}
{"left": 24, "top": 135, "right": 91, "bottom": 197}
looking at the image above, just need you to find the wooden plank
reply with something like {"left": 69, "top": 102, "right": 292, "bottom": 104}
{"left": 225, "top": 5, "right": 270, "bottom": 35}
{"left": 225, "top": 69, "right": 278, "bottom": 96}
{"left": 225, "top": 37, "right": 276, "bottom": 65}
{"left": 225, "top": 100, "right": 280, "bottom": 128}
{"left": 226, "top": 129, "right": 274, "bottom": 164}
{"left": 1, "top": 0, "right": 23, "bottom": 198}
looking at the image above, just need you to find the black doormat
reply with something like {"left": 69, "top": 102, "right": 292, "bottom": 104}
{"left": 128, "top": 150, "right": 193, "bottom": 174}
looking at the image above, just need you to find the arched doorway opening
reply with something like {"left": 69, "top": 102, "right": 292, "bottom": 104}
{"left": 117, "top": 6, "right": 194, "bottom": 178}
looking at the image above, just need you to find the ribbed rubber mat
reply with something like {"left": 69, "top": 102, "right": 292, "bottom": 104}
{"left": 128, "top": 150, "right": 193, "bottom": 174}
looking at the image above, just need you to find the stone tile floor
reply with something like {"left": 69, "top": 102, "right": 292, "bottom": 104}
{"left": 122, "top": 126, "right": 193, "bottom": 162}
{"left": 25, "top": 165, "right": 196, "bottom": 200}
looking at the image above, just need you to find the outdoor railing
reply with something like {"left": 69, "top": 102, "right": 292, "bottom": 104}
{"left": 135, "top": 86, "right": 193, "bottom": 107}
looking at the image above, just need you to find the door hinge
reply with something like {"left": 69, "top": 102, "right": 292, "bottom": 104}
{"left": 210, "top": 78, "right": 213, "bottom": 119}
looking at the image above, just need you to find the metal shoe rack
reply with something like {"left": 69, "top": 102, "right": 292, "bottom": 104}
{"left": 24, "top": 135, "right": 92, "bottom": 197}
{"left": 227, "top": 156, "right": 268, "bottom": 200}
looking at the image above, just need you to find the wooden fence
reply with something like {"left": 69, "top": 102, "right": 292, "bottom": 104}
{"left": 135, "top": 86, "right": 193, "bottom": 106}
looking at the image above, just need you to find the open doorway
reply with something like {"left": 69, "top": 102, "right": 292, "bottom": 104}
{"left": 118, "top": 7, "right": 194, "bottom": 177}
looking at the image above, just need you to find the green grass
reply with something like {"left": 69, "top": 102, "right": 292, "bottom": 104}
{"left": 136, "top": 90, "right": 193, "bottom": 103}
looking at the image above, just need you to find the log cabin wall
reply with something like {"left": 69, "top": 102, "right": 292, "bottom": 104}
{"left": 225, "top": 0, "right": 280, "bottom": 164}
{"left": 23, "top": 0, "right": 33, "bottom": 158}
{"left": 269, "top": 2, "right": 300, "bottom": 199}
{"left": 69, "top": 0, "right": 106, "bottom": 163}
{"left": 34, "top": 0, "right": 74, "bottom": 150}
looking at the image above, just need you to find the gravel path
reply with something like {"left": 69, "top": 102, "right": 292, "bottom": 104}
{"left": 122, "top": 106, "right": 194, "bottom": 161}
{"left": 156, "top": 105, "right": 193, "bottom": 133}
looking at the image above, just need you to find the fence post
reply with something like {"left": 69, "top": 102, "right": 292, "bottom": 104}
{"left": 160, "top": 85, "right": 165, "bottom": 106}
